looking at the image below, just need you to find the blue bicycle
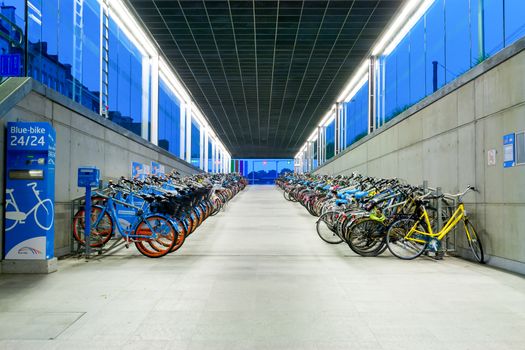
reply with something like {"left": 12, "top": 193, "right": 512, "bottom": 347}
{"left": 72, "top": 184, "right": 180, "bottom": 258}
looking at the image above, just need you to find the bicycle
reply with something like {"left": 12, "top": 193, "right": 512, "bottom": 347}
{"left": 73, "top": 186, "right": 179, "bottom": 258}
{"left": 385, "top": 186, "right": 484, "bottom": 263}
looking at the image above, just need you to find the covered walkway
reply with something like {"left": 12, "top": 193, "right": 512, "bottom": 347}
{"left": 0, "top": 186, "right": 524, "bottom": 349}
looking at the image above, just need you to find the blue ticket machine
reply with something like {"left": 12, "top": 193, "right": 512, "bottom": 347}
{"left": 4, "top": 121, "right": 56, "bottom": 260}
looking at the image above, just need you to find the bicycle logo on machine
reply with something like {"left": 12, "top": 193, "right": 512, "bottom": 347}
{"left": 4, "top": 182, "right": 54, "bottom": 232}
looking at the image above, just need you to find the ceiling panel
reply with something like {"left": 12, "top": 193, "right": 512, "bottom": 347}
{"left": 128, "top": 0, "right": 403, "bottom": 158}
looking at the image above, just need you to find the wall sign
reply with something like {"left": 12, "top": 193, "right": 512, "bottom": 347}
{"left": 487, "top": 149, "right": 496, "bottom": 166}
{"left": 503, "top": 133, "right": 515, "bottom": 168}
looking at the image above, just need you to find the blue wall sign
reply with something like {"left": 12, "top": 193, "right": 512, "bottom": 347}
{"left": 4, "top": 122, "right": 56, "bottom": 260}
{"left": 503, "top": 133, "right": 515, "bottom": 168}
{"left": 0, "top": 54, "right": 22, "bottom": 77}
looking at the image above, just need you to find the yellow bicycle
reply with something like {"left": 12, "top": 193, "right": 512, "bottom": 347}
{"left": 385, "top": 186, "right": 484, "bottom": 263}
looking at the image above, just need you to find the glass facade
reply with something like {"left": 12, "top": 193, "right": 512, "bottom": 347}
{"left": 0, "top": 0, "right": 231, "bottom": 172}
{"left": 297, "top": 0, "right": 525, "bottom": 171}
{"left": 158, "top": 78, "right": 181, "bottom": 156}
{"left": 380, "top": 0, "right": 525, "bottom": 124}
{"left": 344, "top": 80, "right": 369, "bottom": 148}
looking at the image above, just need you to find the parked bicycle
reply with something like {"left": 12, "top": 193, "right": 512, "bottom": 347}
{"left": 72, "top": 172, "right": 247, "bottom": 258}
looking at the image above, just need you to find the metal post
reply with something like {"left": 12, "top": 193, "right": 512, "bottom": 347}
{"left": 432, "top": 61, "right": 438, "bottom": 92}
{"left": 84, "top": 186, "right": 92, "bottom": 259}
{"left": 478, "top": 0, "right": 485, "bottom": 61}
{"left": 436, "top": 187, "right": 444, "bottom": 256}
{"left": 23, "top": 0, "right": 28, "bottom": 77}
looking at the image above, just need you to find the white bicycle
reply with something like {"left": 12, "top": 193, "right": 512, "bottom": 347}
{"left": 4, "top": 182, "right": 54, "bottom": 231}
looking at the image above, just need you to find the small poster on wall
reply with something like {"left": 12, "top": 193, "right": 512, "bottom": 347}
{"left": 151, "top": 161, "right": 165, "bottom": 177}
{"left": 131, "top": 161, "right": 145, "bottom": 180}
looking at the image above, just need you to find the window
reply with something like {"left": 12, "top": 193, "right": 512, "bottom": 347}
{"left": 28, "top": 0, "right": 101, "bottom": 113}
{"left": 504, "top": 0, "right": 525, "bottom": 47}
{"left": 325, "top": 119, "right": 335, "bottom": 160}
{"left": 445, "top": 0, "right": 470, "bottom": 82}
{"left": 344, "top": 80, "right": 369, "bottom": 147}
{"left": 108, "top": 17, "right": 145, "bottom": 137}
{"left": 409, "top": 18, "right": 425, "bottom": 104}
{"left": 158, "top": 78, "right": 181, "bottom": 156}
{"left": 425, "top": 0, "right": 445, "bottom": 95}
{"left": 483, "top": 0, "right": 504, "bottom": 56}
{"left": 191, "top": 119, "right": 201, "bottom": 168}
{"left": 238, "top": 159, "right": 293, "bottom": 185}
{"left": 207, "top": 139, "right": 213, "bottom": 172}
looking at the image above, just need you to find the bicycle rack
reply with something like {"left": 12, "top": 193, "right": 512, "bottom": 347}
{"left": 422, "top": 181, "right": 458, "bottom": 258}
{"left": 70, "top": 185, "right": 128, "bottom": 260}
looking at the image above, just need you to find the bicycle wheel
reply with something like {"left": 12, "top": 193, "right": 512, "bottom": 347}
{"left": 72, "top": 206, "right": 113, "bottom": 247}
{"left": 316, "top": 211, "right": 344, "bottom": 244}
{"left": 347, "top": 217, "right": 386, "bottom": 257}
{"left": 169, "top": 218, "right": 187, "bottom": 252}
{"left": 134, "top": 216, "right": 177, "bottom": 258}
{"left": 464, "top": 220, "right": 484, "bottom": 263}
{"left": 386, "top": 218, "right": 427, "bottom": 260}
{"left": 34, "top": 198, "right": 54, "bottom": 230}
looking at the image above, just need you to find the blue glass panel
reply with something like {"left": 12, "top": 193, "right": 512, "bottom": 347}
{"left": 81, "top": 0, "right": 100, "bottom": 113}
{"left": 158, "top": 78, "right": 181, "bottom": 156}
{"left": 26, "top": 0, "right": 43, "bottom": 82}
{"left": 484, "top": 0, "right": 504, "bottom": 56}
{"left": 207, "top": 140, "right": 213, "bottom": 172}
{"left": 23, "top": 0, "right": 99, "bottom": 112}
{"left": 345, "top": 81, "right": 369, "bottom": 146}
{"left": 108, "top": 17, "right": 144, "bottom": 136}
{"left": 395, "top": 37, "right": 410, "bottom": 112}
{"left": 445, "top": 0, "right": 470, "bottom": 82}
{"left": 504, "top": 0, "right": 525, "bottom": 47}
{"left": 384, "top": 54, "right": 397, "bottom": 119}
{"left": 325, "top": 120, "right": 335, "bottom": 160}
{"left": 409, "top": 18, "right": 425, "bottom": 105}
{"left": 425, "top": 0, "right": 445, "bottom": 95}
{"left": 191, "top": 119, "right": 201, "bottom": 168}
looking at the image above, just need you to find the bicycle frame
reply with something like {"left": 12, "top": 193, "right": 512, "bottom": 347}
{"left": 93, "top": 195, "right": 159, "bottom": 241}
{"left": 406, "top": 203, "right": 465, "bottom": 243}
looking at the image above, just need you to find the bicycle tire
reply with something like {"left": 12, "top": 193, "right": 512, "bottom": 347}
{"left": 134, "top": 216, "right": 176, "bottom": 258}
{"left": 72, "top": 205, "right": 113, "bottom": 247}
{"left": 316, "top": 211, "right": 344, "bottom": 244}
{"left": 169, "top": 218, "right": 187, "bottom": 252}
{"left": 386, "top": 218, "right": 428, "bottom": 260}
{"left": 346, "top": 217, "right": 386, "bottom": 257}
{"left": 464, "top": 219, "right": 484, "bottom": 263}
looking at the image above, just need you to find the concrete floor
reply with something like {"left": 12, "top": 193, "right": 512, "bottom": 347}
{"left": 0, "top": 185, "right": 524, "bottom": 350}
